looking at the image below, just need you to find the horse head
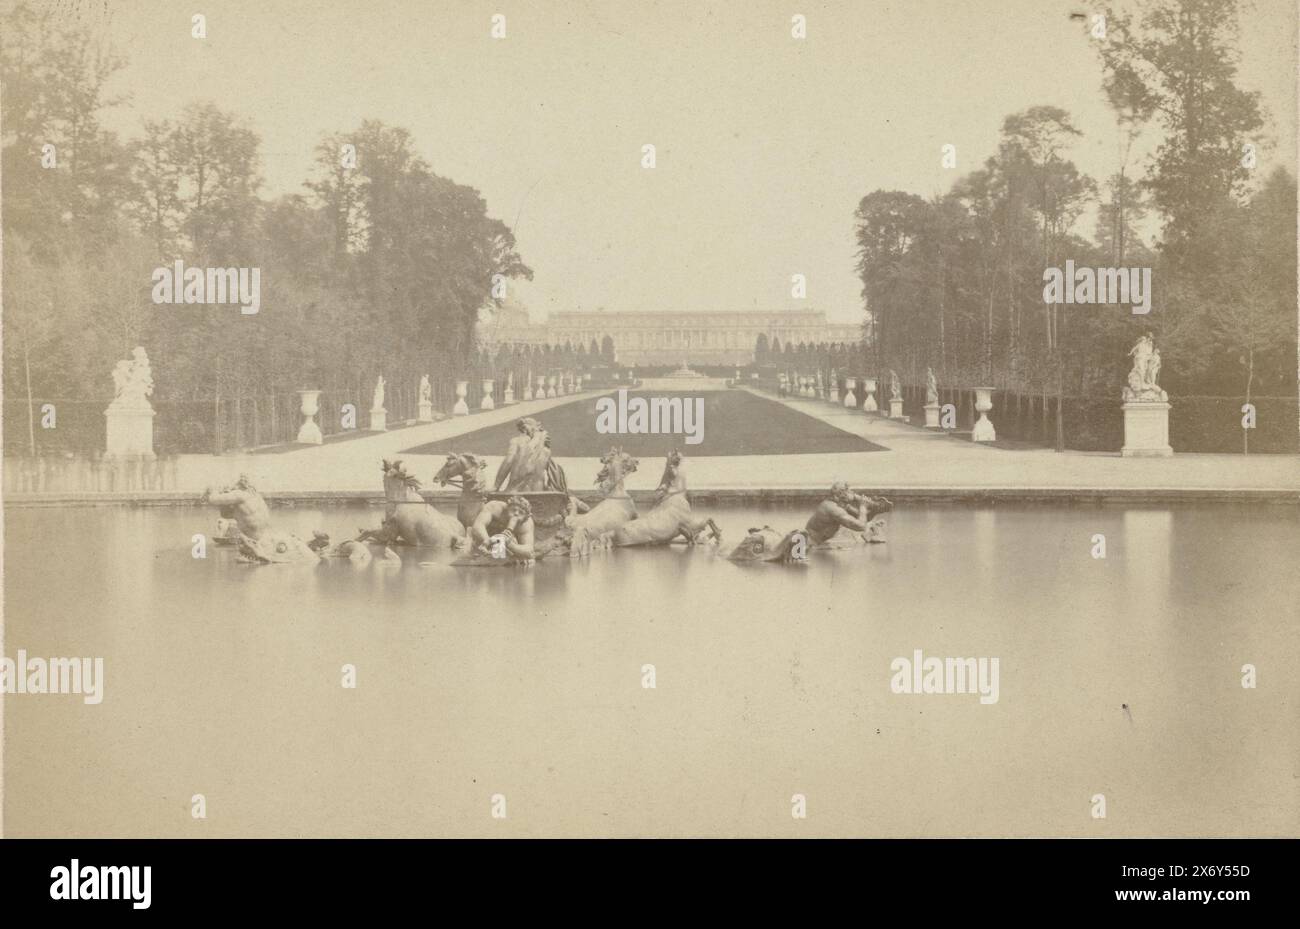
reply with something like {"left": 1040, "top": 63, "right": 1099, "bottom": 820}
{"left": 433, "top": 452, "right": 488, "bottom": 490}
{"left": 381, "top": 459, "right": 423, "bottom": 500}
{"left": 596, "top": 447, "right": 638, "bottom": 494}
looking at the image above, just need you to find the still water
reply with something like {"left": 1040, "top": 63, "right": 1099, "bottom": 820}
{"left": 4, "top": 502, "right": 1297, "bottom": 837}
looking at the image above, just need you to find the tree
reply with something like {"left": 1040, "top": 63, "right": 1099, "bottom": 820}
{"left": 1099, "top": 0, "right": 1265, "bottom": 251}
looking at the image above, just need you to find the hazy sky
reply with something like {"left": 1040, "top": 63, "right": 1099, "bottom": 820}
{"left": 64, "top": 0, "right": 1299, "bottom": 323}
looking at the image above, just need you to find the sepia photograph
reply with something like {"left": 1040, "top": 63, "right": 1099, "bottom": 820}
{"left": 0, "top": 0, "right": 1296, "bottom": 909}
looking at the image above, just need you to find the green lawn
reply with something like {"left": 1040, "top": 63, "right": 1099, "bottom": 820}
{"left": 401, "top": 390, "right": 886, "bottom": 457}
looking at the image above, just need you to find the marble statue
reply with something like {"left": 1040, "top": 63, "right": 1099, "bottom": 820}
{"left": 357, "top": 459, "right": 465, "bottom": 546}
{"left": 419, "top": 375, "right": 431, "bottom": 404}
{"left": 805, "top": 482, "right": 893, "bottom": 545}
{"left": 926, "top": 367, "right": 938, "bottom": 405}
{"left": 202, "top": 474, "right": 325, "bottom": 563}
{"left": 202, "top": 474, "right": 272, "bottom": 540}
{"left": 889, "top": 370, "right": 901, "bottom": 401}
{"left": 728, "top": 526, "right": 810, "bottom": 564}
{"left": 468, "top": 495, "right": 537, "bottom": 563}
{"left": 727, "top": 483, "right": 893, "bottom": 563}
{"left": 536, "top": 448, "right": 639, "bottom": 558}
{"left": 108, "top": 347, "right": 154, "bottom": 411}
{"left": 372, "top": 375, "right": 386, "bottom": 410}
{"left": 495, "top": 418, "right": 566, "bottom": 492}
{"left": 612, "top": 450, "right": 721, "bottom": 546}
{"left": 1123, "top": 333, "right": 1167, "bottom": 401}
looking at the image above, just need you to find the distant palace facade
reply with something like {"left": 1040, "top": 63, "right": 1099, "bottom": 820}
{"left": 483, "top": 304, "right": 864, "bottom": 366}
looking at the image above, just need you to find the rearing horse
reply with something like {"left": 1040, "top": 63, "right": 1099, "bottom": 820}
{"left": 432, "top": 452, "right": 491, "bottom": 532}
{"left": 612, "top": 450, "right": 721, "bottom": 546}
{"left": 358, "top": 459, "right": 465, "bottom": 546}
{"left": 538, "top": 448, "right": 639, "bottom": 558}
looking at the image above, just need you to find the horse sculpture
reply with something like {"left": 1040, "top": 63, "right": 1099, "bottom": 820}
{"left": 433, "top": 452, "right": 492, "bottom": 531}
{"left": 538, "top": 448, "right": 639, "bottom": 558}
{"left": 357, "top": 459, "right": 465, "bottom": 547}
{"left": 612, "top": 450, "right": 721, "bottom": 547}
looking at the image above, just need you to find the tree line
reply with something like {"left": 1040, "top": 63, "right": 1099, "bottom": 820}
{"left": 2, "top": 2, "right": 531, "bottom": 444}
{"left": 852, "top": 0, "right": 1295, "bottom": 450}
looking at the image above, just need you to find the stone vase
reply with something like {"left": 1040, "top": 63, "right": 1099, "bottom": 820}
{"left": 296, "top": 389, "right": 323, "bottom": 444}
{"left": 971, "top": 387, "right": 996, "bottom": 442}
{"left": 536, "top": 375, "right": 547, "bottom": 399}
{"left": 453, "top": 380, "right": 470, "bottom": 416}
{"left": 863, "top": 377, "right": 878, "bottom": 412}
{"left": 843, "top": 377, "right": 858, "bottom": 409}
{"left": 481, "top": 379, "right": 495, "bottom": 411}
{"left": 546, "top": 375, "right": 558, "bottom": 398}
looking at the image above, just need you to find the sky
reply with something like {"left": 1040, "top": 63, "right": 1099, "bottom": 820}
{"left": 47, "top": 0, "right": 1300, "bottom": 324}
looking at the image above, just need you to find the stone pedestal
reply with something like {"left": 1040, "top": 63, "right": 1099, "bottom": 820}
{"left": 546, "top": 375, "right": 558, "bottom": 398}
{"left": 417, "top": 400, "right": 434, "bottom": 422}
{"left": 296, "top": 390, "right": 323, "bottom": 444}
{"left": 863, "top": 378, "right": 878, "bottom": 413}
{"left": 971, "top": 387, "right": 996, "bottom": 442}
{"left": 453, "top": 380, "right": 470, "bottom": 416}
{"left": 843, "top": 377, "right": 858, "bottom": 409}
{"left": 503, "top": 384, "right": 516, "bottom": 405}
{"left": 1122, "top": 401, "right": 1173, "bottom": 457}
{"left": 369, "top": 408, "right": 387, "bottom": 431}
{"left": 924, "top": 403, "right": 941, "bottom": 428}
{"left": 481, "top": 379, "right": 495, "bottom": 411}
{"left": 104, "top": 406, "right": 156, "bottom": 458}
{"left": 523, "top": 379, "right": 534, "bottom": 402}
{"left": 889, "top": 398, "right": 905, "bottom": 420}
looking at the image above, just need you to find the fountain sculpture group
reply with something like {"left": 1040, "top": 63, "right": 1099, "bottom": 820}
{"left": 125, "top": 336, "right": 1173, "bottom": 559}
{"left": 203, "top": 411, "right": 894, "bottom": 567}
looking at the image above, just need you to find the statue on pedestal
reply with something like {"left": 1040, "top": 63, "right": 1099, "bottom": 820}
{"left": 889, "top": 370, "right": 901, "bottom": 401}
{"left": 1122, "top": 333, "right": 1167, "bottom": 401}
{"left": 417, "top": 375, "right": 434, "bottom": 422}
{"left": 926, "top": 368, "right": 938, "bottom": 405}
{"left": 372, "top": 375, "right": 386, "bottom": 411}
{"left": 108, "top": 347, "right": 154, "bottom": 411}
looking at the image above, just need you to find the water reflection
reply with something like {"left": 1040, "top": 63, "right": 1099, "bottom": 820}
{"left": 4, "top": 501, "right": 1297, "bottom": 838}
